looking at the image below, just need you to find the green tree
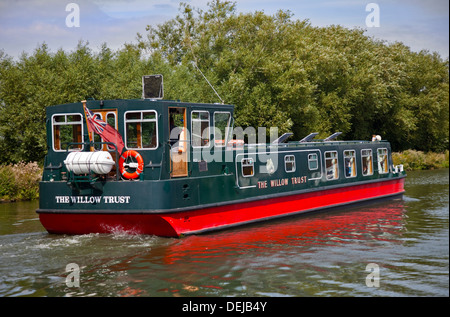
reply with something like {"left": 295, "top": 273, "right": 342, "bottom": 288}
{"left": 0, "top": 0, "right": 448, "bottom": 165}
{"left": 138, "top": 0, "right": 448, "bottom": 151}
{"left": 0, "top": 41, "right": 151, "bottom": 164}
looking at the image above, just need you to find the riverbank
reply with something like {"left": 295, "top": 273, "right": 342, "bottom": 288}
{"left": 1, "top": 150, "right": 448, "bottom": 202}
{"left": 0, "top": 162, "right": 41, "bottom": 202}
{"left": 392, "top": 150, "right": 449, "bottom": 171}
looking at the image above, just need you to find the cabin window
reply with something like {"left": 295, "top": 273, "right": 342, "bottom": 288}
{"left": 192, "top": 111, "right": 210, "bottom": 148}
{"left": 90, "top": 111, "right": 118, "bottom": 151}
{"left": 325, "top": 151, "right": 339, "bottom": 180}
{"left": 361, "top": 149, "right": 373, "bottom": 176}
{"left": 106, "top": 112, "right": 117, "bottom": 151}
{"left": 308, "top": 153, "right": 318, "bottom": 170}
{"left": 94, "top": 112, "right": 118, "bottom": 150}
{"left": 284, "top": 155, "right": 296, "bottom": 173}
{"left": 241, "top": 158, "right": 254, "bottom": 177}
{"left": 92, "top": 113, "right": 103, "bottom": 150}
{"left": 214, "top": 112, "right": 231, "bottom": 147}
{"left": 377, "top": 148, "right": 388, "bottom": 174}
{"left": 344, "top": 150, "right": 357, "bottom": 178}
{"left": 106, "top": 112, "right": 116, "bottom": 127}
{"left": 52, "top": 113, "right": 83, "bottom": 151}
{"left": 125, "top": 110, "right": 158, "bottom": 149}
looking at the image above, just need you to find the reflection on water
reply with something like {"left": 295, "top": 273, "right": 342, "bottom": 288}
{"left": 0, "top": 169, "right": 448, "bottom": 297}
{"left": 164, "top": 201, "right": 407, "bottom": 263}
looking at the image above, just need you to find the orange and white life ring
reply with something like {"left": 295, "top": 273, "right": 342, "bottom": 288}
{"left": 119, "top": 150, "right": 144, "bottom": 179}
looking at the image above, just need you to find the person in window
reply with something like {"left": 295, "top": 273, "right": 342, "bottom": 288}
{"left": 169, "top": 116, "right": 181, "bottom": 146}
{"left": 345, "top": 158, "right": 352, "bottom": 177}
{"left": 327, "top": 159, "right": 337, "bottom": 179}
{"left": 379, "top": 154, "right": 386, "bottom": 173}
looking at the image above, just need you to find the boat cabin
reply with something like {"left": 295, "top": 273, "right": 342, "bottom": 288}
{"left": 42, "top": 75, "right": 403, "bottom": 198}
{"left": 45, "top": 98, "right": 235, "bottom": 181}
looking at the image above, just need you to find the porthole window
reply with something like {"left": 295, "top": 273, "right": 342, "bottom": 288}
{"left": 308, "top": 153, "right": 318, "bottom": 170}
{"left": 285, "top": 155, "right": 296, "bottom": 173}
{"left": 241, "top": 158, "right": 254, "bottom": 177}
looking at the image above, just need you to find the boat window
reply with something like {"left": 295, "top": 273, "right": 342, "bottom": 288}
{"left": 284, "top": 155, "right": 296, "bottom": 173}
{"left": 125, "top": 110, "right": 158, "bottom": 150}
{"left": 106, "top": 112, "right": 117, "bottom": 151}
{"left": 107, "top": 112, "right": 116, "bottom": 127}
{"left": 90, "top": 111, "right": 118, "bottom": 151}
{"left": 325, "top": 151, "right": 339, "bottom": 180}
{"left": 169, "top": 107, "right": 188, "bottom": 178}
{"left": 241, "top": 158, "right": 254, "bottom": 177}
{"left": 344, "top": 150, "right": 357, "bottom": 178}
{"left": 361, "top": 149, "right": 373, "bottom": 176}
{"left": 214, "top": 112, "right": 231, "bottom": 147}
{"left": 308, "top": 153, "right": 318, "bottom": 170}
{"left": 92, "top": 113, "right": 103, "bottom": 150}
{"left": 52, "top": 113, "right": 83, "bottom": 151}
{"left": 377, "top": 148, "right": 388, "bottom": 174}
{"left": 192, "top": 111, "right": 210, "bottom": 148}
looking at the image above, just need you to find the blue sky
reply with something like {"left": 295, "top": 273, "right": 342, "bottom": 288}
{"left": 0, "top": 0, "right": 448, "bottom": 59}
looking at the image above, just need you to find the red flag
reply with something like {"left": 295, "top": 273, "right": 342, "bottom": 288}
{"left": 83, "top": 103, "right": 125, "bottom": 154}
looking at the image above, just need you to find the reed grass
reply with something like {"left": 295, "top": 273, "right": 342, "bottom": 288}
{"left": 0, "top": 162, "right": 41, "bottom": 202}
{"left": 392, "top": 150, "right": 449, "bottom": 171}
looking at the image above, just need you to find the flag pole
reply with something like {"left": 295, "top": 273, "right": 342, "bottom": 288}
{"left": 82, "top": 100, "right": 94, "bottom": 152}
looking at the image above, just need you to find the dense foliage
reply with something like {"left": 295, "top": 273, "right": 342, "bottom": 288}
{"left": 0, "top": 0, "right": 448, "bottom": 164}
{"left": 0, "top": 162, "right": 41, "bottom": 201}
{"left": 392, "top": 150, "right": 449, "bottom": 171}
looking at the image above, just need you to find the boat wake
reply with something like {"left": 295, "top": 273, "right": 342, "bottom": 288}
{"left": 100, "top": 224, "right": 142, "bottom": 236}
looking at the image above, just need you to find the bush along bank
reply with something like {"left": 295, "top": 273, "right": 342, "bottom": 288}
{"left": 0, "top": 162, "right": 42, "bottom": 202}
{"left": 392, "top": 150, "right": 449, "bottom": 171}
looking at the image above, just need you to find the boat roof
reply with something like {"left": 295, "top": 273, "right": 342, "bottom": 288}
{"left": 46, "top": 99, "right": 234, "bottom": 115}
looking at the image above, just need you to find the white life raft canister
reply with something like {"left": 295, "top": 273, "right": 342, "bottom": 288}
{"left": 64, "top": 151, "right": 115, "bottom": 175}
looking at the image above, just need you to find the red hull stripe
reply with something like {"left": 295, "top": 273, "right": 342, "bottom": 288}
{"left": 39, "top": 178, "right": 405, "bottom": 237}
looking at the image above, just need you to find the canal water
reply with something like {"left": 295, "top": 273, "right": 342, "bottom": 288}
{"left": 0, "top": 169, "right": 448, "bottom": 297}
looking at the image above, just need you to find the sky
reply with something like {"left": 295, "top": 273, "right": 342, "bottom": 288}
{"left": 0, "top": 0, "right": 448, "bottom": 59}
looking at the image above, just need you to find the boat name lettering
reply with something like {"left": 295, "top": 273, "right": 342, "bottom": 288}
{"left": 258, "top": 176, "right": 307, "bottom": 189}
{"left": 55, "top": 196, "right": 131, "bottom": 204}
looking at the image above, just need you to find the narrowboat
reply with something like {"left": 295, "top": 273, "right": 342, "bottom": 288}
{"left": 37, "top": 76, "right": 406, "bottom": 237}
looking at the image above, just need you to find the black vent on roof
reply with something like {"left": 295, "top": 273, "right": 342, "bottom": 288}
{"left": 142, "top": 75, "right": 163, "bottom": 99}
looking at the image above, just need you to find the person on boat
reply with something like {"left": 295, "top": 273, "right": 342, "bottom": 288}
{"left": 345, "top": 158, "right": 352, "bottom": 177}
{"left": 169, "top": 116, "right": 181, "bottom": 146}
